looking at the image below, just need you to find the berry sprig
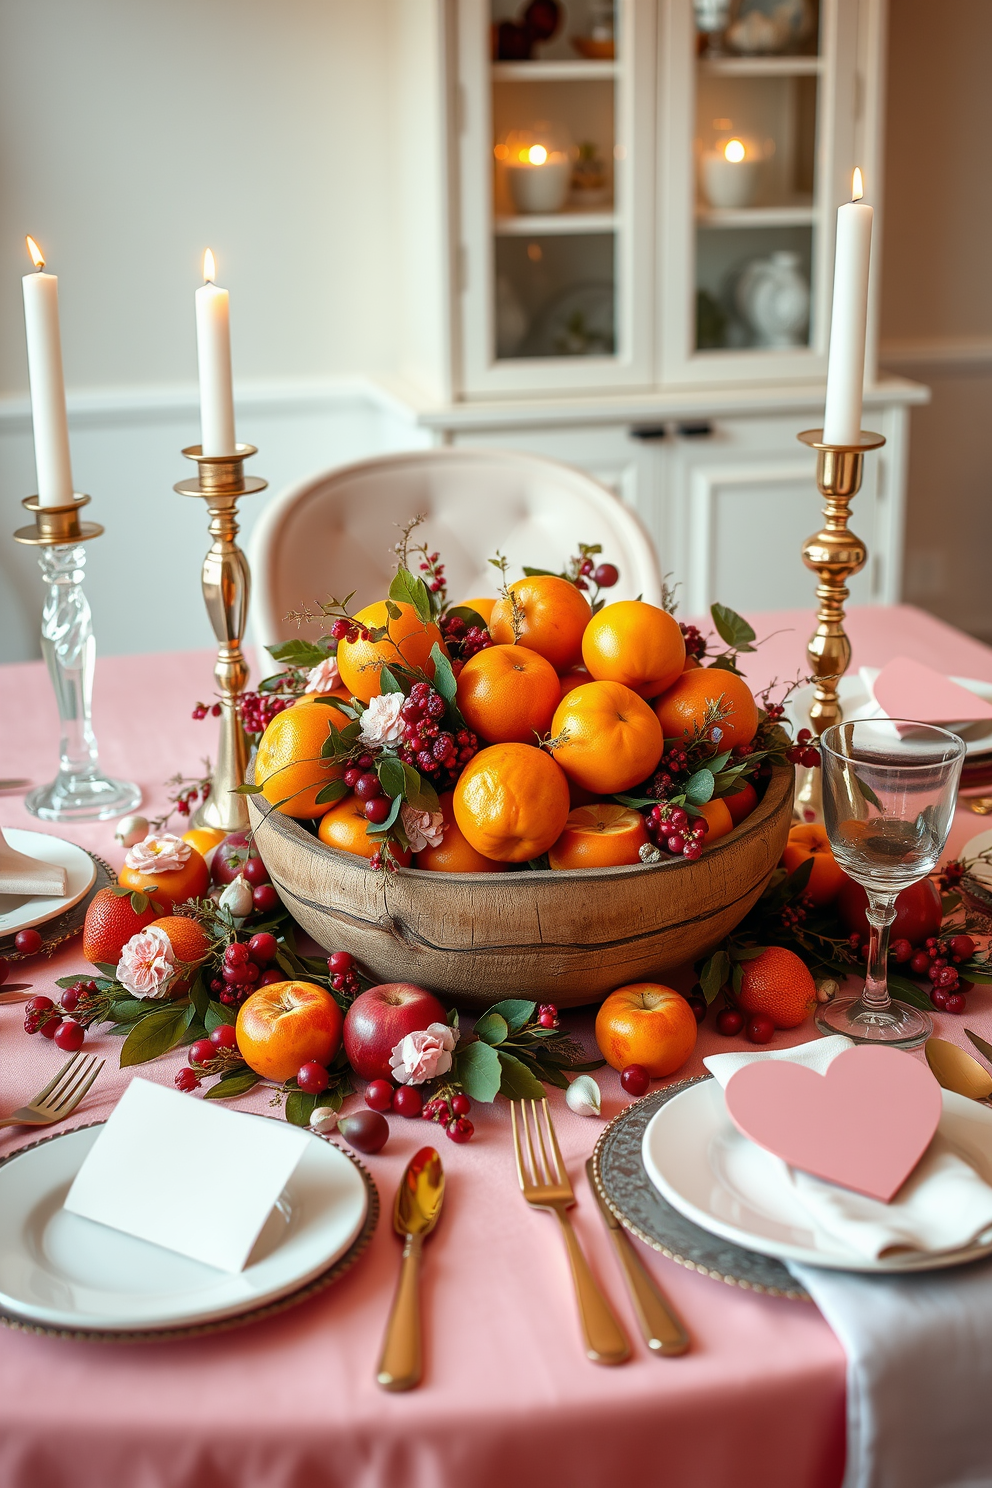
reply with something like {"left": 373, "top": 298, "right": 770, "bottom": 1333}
{"left": 146, "top": 763, "right": 214, "bottom": 829}
{"left": 422, "top": 1090, "right": 474, "bottom": 1143}
{"left": 645, "top": 803, "right": 705, "bottom": 861}
{"left": 238, "top": 690, "right": 294, "bottom": 738}
{"left": 439, "top": 612, "right": 493, "bottom": 666}
{"left": 565, "top": 543, "right": 619, "bottom": 611}
{"left": 785, "top": 727, "right": 821, "bottom": 770}
{"left": 398, "top": 681, "right": 478, "bottom": 782}
{"left": 326, "top": 950, "right": 361, "bottom": 1001}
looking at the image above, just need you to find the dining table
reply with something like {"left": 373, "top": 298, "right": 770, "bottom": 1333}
{"left": 1, "top": 601, "right": 991, "bottom": 1488}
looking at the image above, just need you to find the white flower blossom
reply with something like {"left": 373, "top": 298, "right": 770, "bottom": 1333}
{"left": 124, "top": 833, "right": 191, "bottom": 874}
{"left": 117, "top": 925, "right": 177, "bottom": 1000}
{"left": 401, "top": 805, "right": 445, "bottom": 853}
{"left": 359, "top": 693, "right": 405, "bottom": 747}
{"left": 390, "top": 1022, "right": 457, "bottom": 1085}
{"left": 305, "top": 657, "right": 341, "bottom": 694}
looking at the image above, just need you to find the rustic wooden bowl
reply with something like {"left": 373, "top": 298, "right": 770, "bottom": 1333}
{"left": 247, "top": 759, "right": 794, "bottom": 1010}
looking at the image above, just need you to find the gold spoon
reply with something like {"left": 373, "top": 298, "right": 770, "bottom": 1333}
{"left": 376, "top": 1146, "right": 445, "bottom": 1392}
{"left": 925, "top": 1038, "right": 992, "bottom": 1103}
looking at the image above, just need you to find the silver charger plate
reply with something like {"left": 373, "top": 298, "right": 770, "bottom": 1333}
{"left": 590, "top": 1077, "right": 809, "bottom": 1302}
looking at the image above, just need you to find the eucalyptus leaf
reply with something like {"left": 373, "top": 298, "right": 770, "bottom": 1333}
{"left": 473, "top": 1012, "right": 508, "bottom": 1046}
{"left": 378, "top": 666, "right": 405, "bottom": 696}
{"left": 486, "top": 998, "right": 535, "bottom": 1033}
{"left": 710, "top": 603, "right": 756, "bottom": 652}
{"left": 685, "top": 768, "right": 716, "bottom": 806}
{"left": 388, "top": 568, "right": 434, "bottom": 624}
{"left": 204, "top": 1069, "right": 261, "bottom": 1101}
{"left": 497, "top": 1050, "right": 548, "bottom": 1101}
{"left": 119, "top": 1003, "right": 195, "bottom": 1068}
{"left": 454, "top": 1040, "right": 502, "bottom": 1102}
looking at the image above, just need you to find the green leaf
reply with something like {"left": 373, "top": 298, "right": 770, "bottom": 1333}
{"left": 486, "top": 998, "right": 535, "bottom": 1033}
{"left": 189, "top": 974, "right": 209, "bottom": 1021}
{"left": 966, "top": 1028, "right": 992, "bottom": 1064}
{"left": 445, "top": 606, "right": 488, "bottom": 628}
{"left": 612, "top": 792, "right": 656, "bottom": 809}
{"left": 401, "top": 762, "right": 440, "bottom": 814}
{"left": 119, "top": 1002, "right": 195, "bottom": 1068}
{"left": 384, "top": 599, "right": 403, "bottom": 622}
{"left": 232, "top": 782, "right": 267, "bottom": 795}
{"left": 731, "top": 944, "right": 768, "bottom": 961}
{"left": 389, "top": 568, "right": 434, "bottom": 624}
{"left": 267, "top": 638, "right": 331, "bottom": 667}
{"left": 205, "top": 999, "right": 238, "bottom": 1031}
{"left": 685, "top": 768, "right": 716, "bottom": 806}
{"left": 497, "top": 1050, "right": 548, "bottom": 1101}
{"left": 314, "top": 778, "right": 348, "bottom": 807}
{"left": 852, "top": 772, "right": 884, "bottom": 811}
{"left": 521, "top": 566, "right": 561, "bottom": 578}
{"left": 454, "top": 1040, "right": 502, "bottom": 1102}
{"left": 377, "top": 755, "right": 406, "bottom": 799}
{"left": 95, "top": 962, "right": 118, "bottom": 978}
{"left": 700, "top": 950, "right": 730, "bottom": 1003}
{"left": 428, "top": 643, "right": 459, "bottom": 707}
{"left": 284, "top": 1088, "right": 326, "bottom": 1126}
{"left": 107, "top": 996, "right": 151, "bottom": 1022}
{"left": 708, "top": 749, "right": 733, "bottom": 774}
{"left": 707, "top": 653, "right": 743, "bottom": 675}
{"left": 378, "top": 666, "right": 405, "bottom": 696}
{"left": 885, "top": 972, "right": 933, "bottom": 1011}
{"left": 710, "top": 603, "right": 756, "bottom": 652}
{"left": 783, "top": 855, "right": 815, "bottom": 895}
{"left": 473, "top": 1012, "right": 508, "bottom": 1045}
{"left": 731, "top": 961, "right": 743, "bottom": 994}
{"left": 205, "top": 1069, "right": 260, "bottom": 1101}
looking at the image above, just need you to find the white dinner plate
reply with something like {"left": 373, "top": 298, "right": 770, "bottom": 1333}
{"left": 960, "top": 830, "right": 992, "bottom": 889}
{"left": 786, "top": 675, "right": 992, "bottom": 759}
{"left": 0, "top": 830, "right": 97, "bottom": 939}
{"left": 642, "top": 1079, "right": 992, "bottom": 1273}
{"left": 0, "top": 1124, "right": 368, "bottom": 1331}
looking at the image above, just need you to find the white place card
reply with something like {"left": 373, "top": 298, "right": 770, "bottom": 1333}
{"left": 64, "top": 1078, "right": 310, "bottom": 1273}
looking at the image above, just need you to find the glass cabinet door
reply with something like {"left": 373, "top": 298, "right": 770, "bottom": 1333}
{"left": 457, "top": 0, "right": 655, "bottom": 395}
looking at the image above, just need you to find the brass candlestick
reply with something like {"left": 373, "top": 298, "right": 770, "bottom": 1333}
{"left": 13, "top": 494, "right": 141, "bottom": 821}
{"left": 794, "top": 427, "right": 885, "bottom": 820}
{"left": 174, "top": 444, "right": 267, "bottom": 833}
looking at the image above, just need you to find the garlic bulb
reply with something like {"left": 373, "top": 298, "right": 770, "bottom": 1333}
{"left": 218, "top": 874, "right": 254, "bottom": 920}
{"left": 115, "top": 814, "right": 150, "bottom": 848}
{"left": 310, "top": 1106, "right": 339, "bottom": 1135}
{"left": 565, "top": 1075, "right": 602, "bottom": 1117}
{"left": 815, "top": 977, "right": 840, "bottom": 1004}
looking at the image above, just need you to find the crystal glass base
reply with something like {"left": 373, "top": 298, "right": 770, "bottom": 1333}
{"left": 815, "top": 993, "right": 932, "bottom": 1050}
{"left": 25, "top": 773, "right": 142, "bottom": 824}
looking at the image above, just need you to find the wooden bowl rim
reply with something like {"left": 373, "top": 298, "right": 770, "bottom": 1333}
{"left": 248, "top": 756, "right": 794, "bottom": 886}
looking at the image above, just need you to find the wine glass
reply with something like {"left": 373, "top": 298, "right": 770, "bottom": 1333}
{"left": 816, "top": 720, "right": 965, "bottom": 1048}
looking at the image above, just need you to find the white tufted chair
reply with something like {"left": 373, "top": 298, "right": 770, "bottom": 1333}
{"left": 249, "top": 446, "right": 663, "bottom": 652}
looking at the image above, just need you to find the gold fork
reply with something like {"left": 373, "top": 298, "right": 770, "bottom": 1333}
{"left": 0, "top": 1052, "right": 105, "bottom": 1129}
{"left": 511, "top": 1098, "right": 630, "bottom": 1365}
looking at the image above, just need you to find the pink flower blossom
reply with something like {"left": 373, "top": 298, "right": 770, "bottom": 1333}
{"left": 401, "top": 806, "right": 445, "bottom": 852}
{"left": 390, "top": 1022, "right": 457, "bottom": 1086}
{"left": 124, "top": 833, "right": 191, "bottom": 875}
{"left": 116, "top": 925, "right": 177, "bottom": 1000}
{"left": 305, "top": 657, "right": 341, "bottom": 694}
{"left": 359, "top": 693, "right": 405, "bottom": 747}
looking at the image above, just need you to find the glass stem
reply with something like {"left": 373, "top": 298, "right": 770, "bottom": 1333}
{"left": 38, "top": 543, "right": 101, "bottom": 783}
{"left": 863, "top": 893, "right": 897, "bottom": 1010}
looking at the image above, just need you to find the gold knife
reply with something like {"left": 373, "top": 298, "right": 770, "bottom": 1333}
{"left": 585, "top": 1157, "right": 689, "bottom": 1356}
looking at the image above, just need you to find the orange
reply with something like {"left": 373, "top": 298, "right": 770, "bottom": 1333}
{"left": 149, "top": 915, "right": 214, "bottom": 995}
{"left": 255, "top": 701, "right": 347, "bottom": 819}
{"left": 696, "top": 796, "right": 734, "bottom": 845}
{"left": 181, "top": 826, "right": 226, "bottom": 863}
{"left": 782, "top": 822, "right": 845, "bottom": 905}
{"left": 582, "top": 601, "right": 685, "bottom": 699}
{"left": 456, "top": 644, "right": 560, "bottom": 745}
{"left": 558, "top": 666, "right": 591, "bottom": 702}
{"left": 736, "top": 946, "right": 816, "bottom": 1029}
{"left": 453, "top": 742, "right": 570, "bottom": 863}
{"left": 459, "top": 597, "right": 496, "bottom": 624}
{"left": 119, "top": 842, "right": 210, "bottom": 914}
{"left": 336, "top": 600, "right": 444, "bottom": 703}
{"left": 595, "top": 984, "right": 697, "bottom": 1078}
{"left": 236, "top": 981, "right": 344, "bottom": 1082}
{"left": 653, "top": 668, "right": 758, "bottom": 751}
{"left": 725, "top": 780, "right": 759, "bottom": 826}
{"left": 489, "top": 575, "right": 591, "bottom": 671}
{"left": 550, "top": 681, "right": 664, "bottom": 795}
{"left": 414, "top": 792, "right": 508, "bottom": 873}
{"left": 548, "top": 804, "right": 650, "bottom": 870}
{"left": 318, "top": 795, "right": 412, "bottom": 865}
{"left": 83, "top": 885, "right": 163, "bottom": 968}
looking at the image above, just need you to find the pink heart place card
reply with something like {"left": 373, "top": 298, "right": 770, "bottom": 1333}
{"left": 870, "top": 657, "right": 992, "bottom": 725}
{"left": 724, "top": 1045, "right": 943, "bottom": 1202}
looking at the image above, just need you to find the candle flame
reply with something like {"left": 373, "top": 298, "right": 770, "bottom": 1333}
{"left": 724, "top": 139, "right": 746, "bottom": 163}
{"left": 202, "top": 248, "right": 216, "bottom": 283}
{"left": 25, "top": 235, "right": 45, "bottom": 271}
{"left": 852, "top": 167, "right": 864, "bottom": 201}
{"left": 526, "top": 144, "right": 548, "bottom": 165}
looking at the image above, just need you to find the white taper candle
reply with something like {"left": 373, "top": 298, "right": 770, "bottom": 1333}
{"left": 21, "top": 237, "right": 75, "bottom": 508}
{"left": 195, "top": 249, "right": 237, "bottom": 457}
{"left": 822, "top": 170, "right": 873, "bottom": 445}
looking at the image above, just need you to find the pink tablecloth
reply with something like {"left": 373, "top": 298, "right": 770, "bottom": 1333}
{"left": 1, "top": 605, "right": 991, "bottom": 1488}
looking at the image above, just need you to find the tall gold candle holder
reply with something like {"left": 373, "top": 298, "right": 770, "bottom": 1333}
{"left": 174, "top": 444, "right": 267, "bottom": 833}
{"left": 794, "top": 428, "right": 885, "bottom": 821}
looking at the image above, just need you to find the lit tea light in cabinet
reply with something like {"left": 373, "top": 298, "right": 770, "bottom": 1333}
{"left": 700, "top": 135, "right": 761, "bottom": 210}
{"left": 498, "top": 124, "right": 573, "bottom": 215}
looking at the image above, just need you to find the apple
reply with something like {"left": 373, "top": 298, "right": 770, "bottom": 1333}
{"left": 594, "top": 983, "right": 697, "bottom": 1078}
{"left": 343, "top": 982, "right": 448, "bottom": 1082}
{"left": 236, "top": 981, "right": 343, "bottom": 1082}
{"left": 212, "top": 831, "right": 263, "bottom": 885}
{"left": 836, "top": 874, "right": 942, "bottom": 947}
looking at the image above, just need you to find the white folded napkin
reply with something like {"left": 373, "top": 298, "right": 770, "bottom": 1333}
{"left": 704, "top": 1038, "right": 992, "bottom": 1260}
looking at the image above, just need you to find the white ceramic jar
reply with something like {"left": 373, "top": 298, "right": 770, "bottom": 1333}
{"left": 735, "top": 250, "right": 810, "bottom": 347}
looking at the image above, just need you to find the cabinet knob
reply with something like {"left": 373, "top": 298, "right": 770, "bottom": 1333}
{"left": 629, "top": 425, "right": 668, "bottom": 441}
{"left": 675, "top": 421, "right": 714, "bottom": 438}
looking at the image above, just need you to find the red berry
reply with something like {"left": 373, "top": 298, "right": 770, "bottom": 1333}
{"left": 620, "top": 1064, "right": 650, "bottom": 1097}
{"left": 209, "top": 1023, "right": 238, "bottom": 1050}
{"left": 189, "top": 1038, "right": 214, "bottom": 1066}
{"left": 451, "top": 1093, "right": 472, "bottom": 1117}
{"left": 891, "top": 939, "right": 913, "bottom": 964}
{"left": 945, "top": 993, "right": 967, "bottom": 1015}
{"left": 60, "top": 988, "right": 80, "bottom": 1012}
{"left": 393, "top": 1086, "right": 423, "bottom": 1117}
{"left": 446, "top": 1116, "right": 474, "bottom": 1143}
{"left": 0, "top": 957, "right": 8, "bottom": 986}
{"left": 365, "top": 1079, "right": 394, "bottom": 1112}
{"left": 26, "top": 995, "right": 54, "bottom": 1013}
{"left": 716, "top": 1008, "right": 744, "bottom": 1037}
{"left": 593, "top": 562, "right": 619, "bottom": 588}
{"left": 297, "top": 1062, "right": 330, "bottom": 1094}
{"left": 537, "top": 1010, "right": 557, "bottom": 1029}
{"left": 364, "top": 797, "right": 391, "bottom": 825}
{"left": 746, "top": 1014, "right": 775, "bottom": 1044}
{"left": 248, "top": 932, "right": 278, "bottom": 965}
{"left": 328, "top": 951, "right": 354, "bottom": 974}
{"left": 243, "top": 856, "right": 271, "bottom": 887}
{"left": 950, "top": 935, "right": 976, "bottom": 961}
{"left": 687, "top": 995, "right": 707, "bottom": 1024}
{"left": 175, "top": 1067, "right": 200, "bottom": 1092}
{"left": 930, "top": 988, "right": 950, "bottom": 1009}
{"left": 910, "top": 951, "right": 931, "bottom": 976}
{"left": 54, "top": 1019, "right": 84, "bottom": 1052}
{"left": 39, "top": 1015, "right": 62, "bottom": 1039}
{"left": 14, "top": 928, "right": 42, "bottom": 955}
{"left": 354, "top": 771, "right": 383, "bottom": 801}
{"left": 258, "top": 967, "right": 283, "bottom": 986}
{"left": 252, "top": 884, "right": 279, "bottom": 913}
{"left": 225, "top": 941, "right": 251, "bottom": 966}
{"left": 223, "top": 962, "right": 253, "bottom": 986}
